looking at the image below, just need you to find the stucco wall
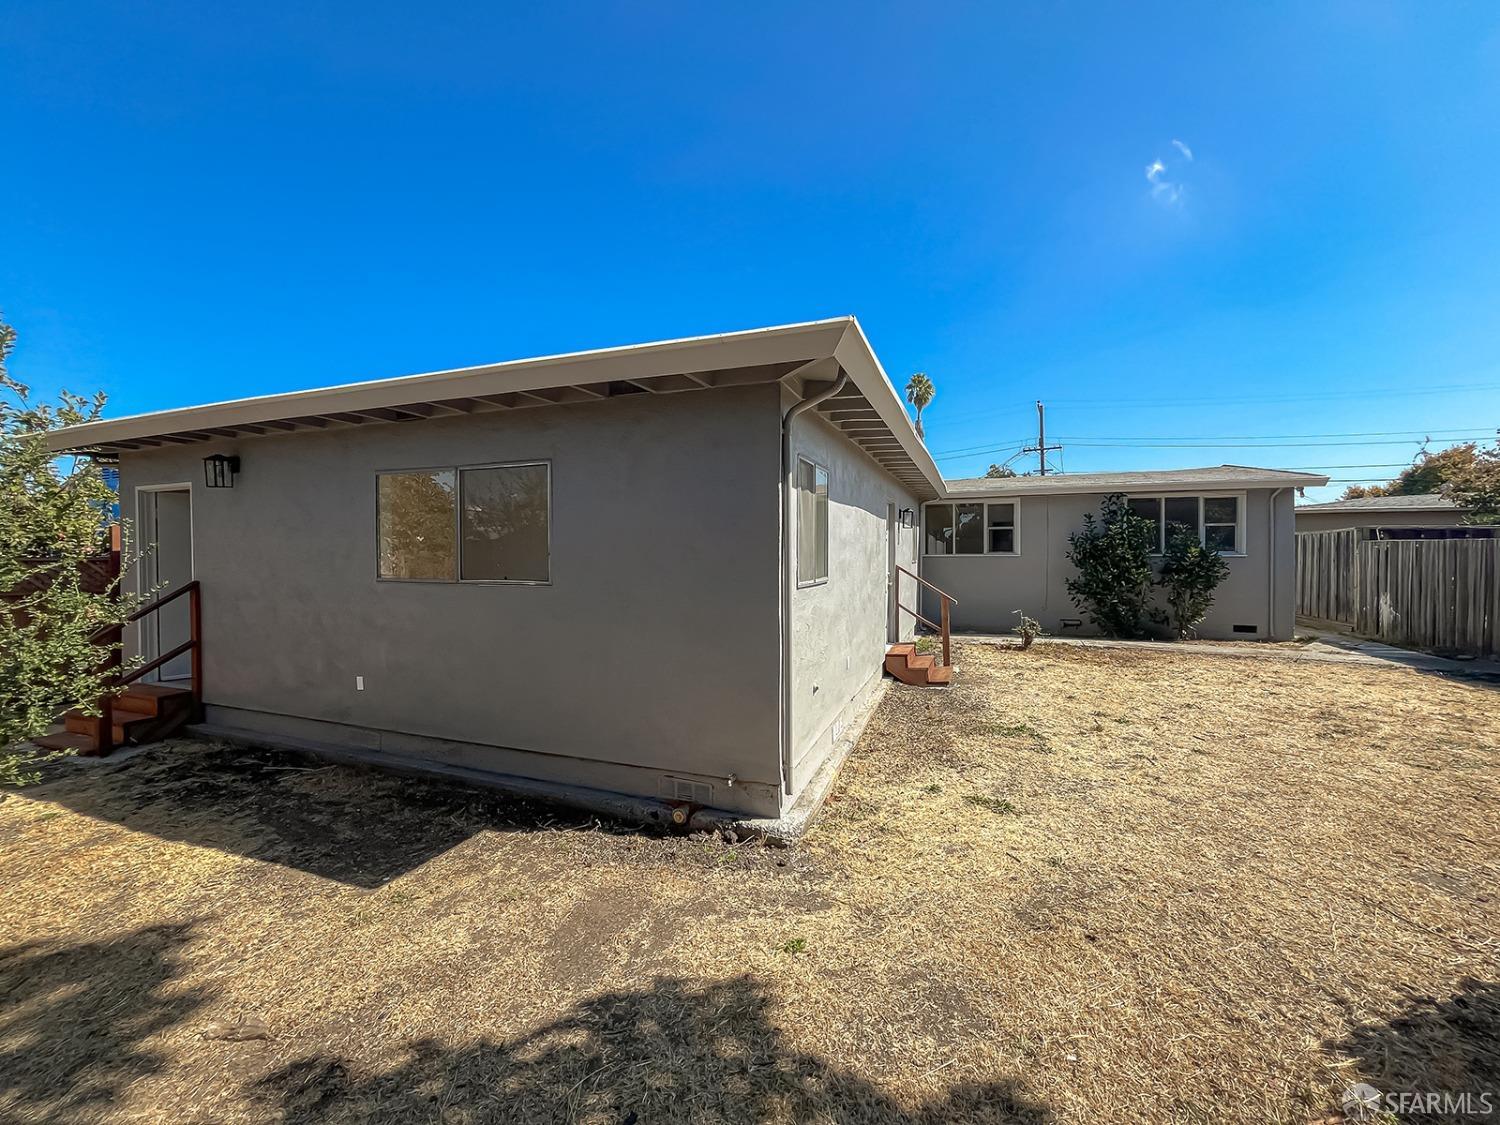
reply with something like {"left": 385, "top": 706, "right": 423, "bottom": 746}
{"left": 1295, "top": 508, "right": 1465, "bottom": 533}
{"left": 921, "top": 488, "right": 1298, "bottom": 640}
{"left": 786, "top": 407, "right": 919, "bottom": 791}
{"left": 117, "top": 385, "right": 785, "bottom": 816}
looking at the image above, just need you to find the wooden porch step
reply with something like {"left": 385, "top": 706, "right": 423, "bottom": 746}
{"left": 64, "top": 709, "right": 157, "bottom": 745}
{"left": 31, "top": 731, "right": 98, "bottom": 754}
{"left": 884, "top": 643, "right": 953, "bottom": 688}
{"left": 113, "top": 683, "right": 193, "bottom": 717}
{"left": 42, "top": 684, "right": 198, "bottom": 757}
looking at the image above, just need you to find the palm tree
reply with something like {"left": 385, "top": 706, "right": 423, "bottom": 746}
{"left": 905, "top": 372, "right": 935, "bottom": 441}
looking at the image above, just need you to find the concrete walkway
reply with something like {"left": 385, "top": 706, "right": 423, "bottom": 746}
{"left": 954, "top": 630, "right": 1496, "bottom": 677}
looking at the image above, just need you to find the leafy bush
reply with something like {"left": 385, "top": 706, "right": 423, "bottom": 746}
{"left": 1064, "top": 494, "right": 1157, "bottom": 638}
{"left": 1157, "top": 523, "right": 1230, "bottom": 638}
{"left": 2, "top": 314, "right": 135, "bottom": 786}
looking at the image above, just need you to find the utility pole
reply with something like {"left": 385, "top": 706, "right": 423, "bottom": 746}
{"left": 1021, "top": 400, "right": 1063, "bottom": 475}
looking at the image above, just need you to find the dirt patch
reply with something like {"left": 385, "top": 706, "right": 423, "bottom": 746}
{"left": 2, "top": 644, "right": 1498, "bottom": 1123}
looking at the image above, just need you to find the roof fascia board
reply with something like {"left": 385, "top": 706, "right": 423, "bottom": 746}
{"left": 946, "top": 475, "right": 1328, "bottom": 498}
{"left": 47, "top": 318, "right": 851, "bottom": 453}
{"left": 831, "top": 319, "right": 945, "bottom": 496}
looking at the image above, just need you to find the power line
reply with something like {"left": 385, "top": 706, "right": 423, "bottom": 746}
{"left": 927, "top": 381, "right": 1500, "bottom": 428}
{"left": 931, "top": 434, "right": 1496, "bottom": 462}
{"left": 929, "top": 427, "right": 1491, "bottom": 458}
{"left": 1052, "top": 428, "right": 1488, "bottom": 442}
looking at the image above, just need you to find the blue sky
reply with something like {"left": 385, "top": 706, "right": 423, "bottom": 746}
{"left": 4, "top": 2, "right": 1499, "bottom": 501}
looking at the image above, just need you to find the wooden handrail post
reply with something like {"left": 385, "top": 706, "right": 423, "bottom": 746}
{"left": 941, "top": 597, "right": 951, "bottom": 668}
{"left": 97, "top": 625, "right": 121, "bottom": 755}
{"left": 189, "top": 581, "right": 202, "bottom": 708}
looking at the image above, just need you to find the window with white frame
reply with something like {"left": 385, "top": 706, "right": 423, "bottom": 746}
{"left": 924, "top": 501, "right": 1020, "bottom": 555}
{"left": 378, "top": 461, "right": 551, "bottom": 583}
{"left": 1126, "top": 494, "right": 1243, "bottom": 554}
{"left": 795, "top": 457, "right": 829, "bottom": 585}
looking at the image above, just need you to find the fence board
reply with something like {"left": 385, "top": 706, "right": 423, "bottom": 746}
{"left": 1350, "top": 539, "right": 1499, "bottom": 657}
{"left": 1295, "top": 529, "right": 1360, "bottom": 624}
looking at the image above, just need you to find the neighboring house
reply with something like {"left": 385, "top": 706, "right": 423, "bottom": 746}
{"left": 46, "top": 318, "right": 1325, "bottom": 824}
{"left": 1295, "top": 494, "right": 1492, "bottom": 538}
{"left": 925, "top": 467, "right": 1323, "bottom": 640}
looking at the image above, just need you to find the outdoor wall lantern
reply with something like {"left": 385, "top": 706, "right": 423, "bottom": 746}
{"left": 898, "top": 507, "right": 916, "bottom": 529}
{"left": 203, "top": 454, "right": 240, "bottom": 489}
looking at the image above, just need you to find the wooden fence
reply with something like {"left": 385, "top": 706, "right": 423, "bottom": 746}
{"left": 1296, "top": 530, "right": 1500, "bottom": 656}
{"left": 1295, "top": 528, "right": 1360, "bottom": 624}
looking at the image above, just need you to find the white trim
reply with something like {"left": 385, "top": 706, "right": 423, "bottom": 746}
{"left": 1125, "top": 491, "right": 1247, "bottom": 557}
{"left": 133, "top": 483, "right": 195, "bottom": 682}
{"left": 920, "top": 498, "right": 1023, "bottom": 557}
{"left": 794, "top": 455, "right": 830, "bottom": 588}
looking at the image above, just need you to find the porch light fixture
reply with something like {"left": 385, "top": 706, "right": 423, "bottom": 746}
{"left": 203, "top": 454, "right": 240, "bottom": 488}
{"left": 898, "top": 507, "right": 916, "bottom": 529}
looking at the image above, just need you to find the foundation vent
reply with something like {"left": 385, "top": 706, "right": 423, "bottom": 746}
{"left": 661, "top": 777, "right": 714, "bottom": 806}
{"left": 1232, "top": 624, "right": 1259, "bottom": 634}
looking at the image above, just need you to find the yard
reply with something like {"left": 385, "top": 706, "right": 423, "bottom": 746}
{"left": 2, "top": 643, "right": 1497, "bottom": 1124}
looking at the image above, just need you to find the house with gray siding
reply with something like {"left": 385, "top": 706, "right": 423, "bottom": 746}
{"left": 1295, "top": 494, "right": 1489, "bottom": 538}
{"left": 46, "top": 318, "right": 1325, "bottom": 827}
{"left": 926, "top": 467, "right": 1325, "bottom": 640}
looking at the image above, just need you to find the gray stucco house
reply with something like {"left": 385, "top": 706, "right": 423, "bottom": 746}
{"left": 1295, "top": 494, "right": 1490, "bottom": 538}
{"left": 48, "top": 318, "right": 1325, "bottom": 824}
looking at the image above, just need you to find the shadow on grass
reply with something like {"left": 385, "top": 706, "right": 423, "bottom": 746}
{"left": 22, "top": 742, "right": 625, "bottom": 889}
{"left": 0, "top": 921, "right": 210, "bottom": 1124}
{"left": 1329, "top": 978, "right": 1500, "bottom": 1115}
{"left": 254, "top": 974, "right": 1050, "bottom": 1125}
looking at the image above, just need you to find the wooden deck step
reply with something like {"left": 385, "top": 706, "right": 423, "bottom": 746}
{"left": 64, "top": 709, "right": 157, "bottom": 745}
{"left": 113, "top": 683, "right": 193, "bottom": 717}
{"left": 39, "top": 683, "right": 198, "bottom": 757}
{"left": 884, "top": 643, "right": 953, "bottom": 687}
{"left": 31, "top": 731, "right": 98, "bottom": 754}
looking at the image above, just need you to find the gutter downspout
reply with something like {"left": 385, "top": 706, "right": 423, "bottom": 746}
{"left": 1267, "top": 487, "right": 1287, "bottom": 639}
{"left": 779, "top": 372, "right": 849, "bottom": 798}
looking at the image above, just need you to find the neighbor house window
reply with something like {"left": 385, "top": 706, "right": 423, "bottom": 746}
{"left": 1127, "top": 494, "right": 1242, "bottom": 554}
{"left": 378, "top": 461, "right": 551, "bottom": 583}
{"left": 924, "top": 501, "right": 1021, "bottom": 555}
{"left": 796, "top": 457, "right": 829, "bottom": 585}
{"left": 378, "top": 469, "right": 457, "bottom": 580}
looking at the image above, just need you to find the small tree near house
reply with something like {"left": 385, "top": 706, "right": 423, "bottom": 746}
{"left": 1, "top": 312, "right": 135, "bottom": 786}
{"left": 1157, "top": 523, "right": 1230, "bottom": 639}
{"left": 1064, "top": 493, "right": 1157, "bottom": 638}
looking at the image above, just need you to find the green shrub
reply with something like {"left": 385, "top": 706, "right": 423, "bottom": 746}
{"left": 1064, "top": 494, "right": 1157, "bottom": 638}
{"left": 1157, "top": 523, "right": 1231, "bottom": 638}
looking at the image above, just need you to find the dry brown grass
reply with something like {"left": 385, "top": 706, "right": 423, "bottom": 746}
{"left": 1, "top": 643, "right": 1497, "bottom": 1124}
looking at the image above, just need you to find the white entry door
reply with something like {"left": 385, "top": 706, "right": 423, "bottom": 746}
{"left": 138, "top": 486, "right": 194, "bottom": 681}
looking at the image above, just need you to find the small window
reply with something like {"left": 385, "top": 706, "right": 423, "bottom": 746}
{"left": 796, "top": 458, "right": 829, "bottom": 585}
{"left": 954, "top": 503, "right": 984, "bottom": 554}
{"left": 987, "top": 503, "right": 1017, "bottom": 554}
{"left": 460, "top": 463, "right": 550, "bottom": 582}
{"left": 1203, "top": 496, "right": 1239, "bottom": 553}
{"left": 1125, "top": 493, "right": 1244, "bottom": 555}
{"left": 924, "top": 501, "right": 1021, "bottom": 555}
{"left": 925, "top": 502, "right": 955, "bottom": 555}
{"left": 378, "top": 470, "right": 457, "bottom": 580}
{"left": 1164, "top": 496, "right": 1200, "bottom": 545}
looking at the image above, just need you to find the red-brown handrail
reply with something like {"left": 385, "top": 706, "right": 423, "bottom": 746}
{"left": 895, "top": 565, "right": 958, "bottom": 668}
{"left": 95, "top": 580, "right": 201, "bottom": 755}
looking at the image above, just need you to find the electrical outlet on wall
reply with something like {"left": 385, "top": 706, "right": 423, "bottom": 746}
{"left": 355, "top": 676, "right": 365, "bottom": 691}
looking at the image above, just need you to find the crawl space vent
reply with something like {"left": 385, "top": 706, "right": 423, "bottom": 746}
{"left": 662, "top": 777, "right": 714, "bottom": 805}
{"left": 1232, "top": 624, "right": 1259, "bottom": 634}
